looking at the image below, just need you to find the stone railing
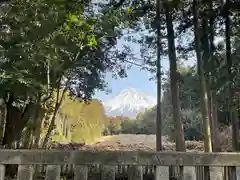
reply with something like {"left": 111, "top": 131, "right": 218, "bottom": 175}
{"left": 0, "top": 150, "right": 240, "bottom": 180}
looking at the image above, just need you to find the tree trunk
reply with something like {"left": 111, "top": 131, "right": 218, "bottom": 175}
{"left": 164, "top": 0, "right": 185, "bottom": 152}
{"left": 211, "top": 93, "right": 221, "bottom": 151}
{"left": 193, "top": 0, "right": 212, "bottom": 153}
{"left": 208, "top": 1, "right": 221, "bottom": 152}
{"left": 32, "top": 94, "right": 46, "bottom": 148}
{"left": 33, "top": 118, "right": 42, "bottom": 148}
{"left": 0, "top": 99, "right": 6, "bottom": 143}
{"left": 208, "top": 89, "right": 215, "bottom": 149}
{"left": 156, "top": 0, "right": 162, "bottom": 151}
{"left": 22, "top": 127, "right": 33, "bottom": 148}
{"left": 2, "top": 94, "right": 20, "bottom": 177}
{"left": 2, "top": 93, "right": 20, "bottom": 147}
{"left": 2, "top": 93, "right": 32, "bottom": 147}
{"left": 224, "top": 0, "right": 239, "bottom": 151}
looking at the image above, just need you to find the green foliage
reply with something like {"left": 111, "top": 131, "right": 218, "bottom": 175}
{"left": 119, "top": 107, "right": 203, "bottom": 141}
{"left": 121, "top": 119, "right": 141, "bottom": 134}
{"left": 164, "top": 109, "right": 203, "bottom": 141}
{"left": 182, "top": 110, "right": 203, "bottom": 141}
{"left": 0, "top": 0, "right": 132, "bottom": 146}
{"left": 135, "top": 107, "right": 157, "bottom": 134}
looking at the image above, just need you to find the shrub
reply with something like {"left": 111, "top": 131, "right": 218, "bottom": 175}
{"left": 121, "top": 119, "right": 141, "bottom": 134}
{"left": 164, "top": 109, "right": 203, "bottom": 141}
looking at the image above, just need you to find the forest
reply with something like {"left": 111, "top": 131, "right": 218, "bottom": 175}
{"left": 0, "top": 0, "right": 239, "bottom": 155}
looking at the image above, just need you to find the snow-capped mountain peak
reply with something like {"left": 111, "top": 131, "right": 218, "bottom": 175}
{"left": 103, "top": 88, "right": 156, "bottom": 118}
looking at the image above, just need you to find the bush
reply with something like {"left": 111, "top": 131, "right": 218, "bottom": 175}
{"left": 182, "top": 109, "right": 203, "bottom": 140}
{"left": 121, "top": 119, "right": 141, "bottom": 134}
{"left": 164, "top": 109, "right": 203, "bottom": 141}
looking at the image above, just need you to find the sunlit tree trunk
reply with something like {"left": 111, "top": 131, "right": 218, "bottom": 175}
{"left": 193, "top": 2, "right": 213, "bottom": 179}
{"left": 207, "top": 1, "right": 221, "bottom": 152}
{"left": 193, "top": 0, "right": 212, "bottom": 153}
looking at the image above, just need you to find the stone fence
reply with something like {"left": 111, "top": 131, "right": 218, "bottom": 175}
{"left": 0, "top": 150, "right": 240, "bottom": 180}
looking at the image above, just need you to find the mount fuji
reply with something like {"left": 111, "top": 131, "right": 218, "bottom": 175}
{"left": 103, "top": 88, "right": 156, "bottom": 118}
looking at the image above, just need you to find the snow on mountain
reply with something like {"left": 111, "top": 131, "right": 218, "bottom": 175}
{"left": 103, "top": 88, "right": 156, "bottom": 118}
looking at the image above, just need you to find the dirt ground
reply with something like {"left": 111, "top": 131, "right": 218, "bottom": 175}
{"left": 79, "top": 134, "right": 204, "bottom": 151}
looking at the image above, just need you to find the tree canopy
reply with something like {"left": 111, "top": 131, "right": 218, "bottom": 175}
{"left": 0, "top": 0, "right": 133, "bottom": 147}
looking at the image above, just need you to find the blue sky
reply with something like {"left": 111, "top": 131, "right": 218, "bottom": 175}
{"left": 94, "top": 57, "right": 193, "bottom": 101}
{"left": 94, "top": 30, "right": 201, "bottom": 102}
{"left": 94, "top": 65, "right": 158, "bottom": 101}
{"left": 94, "top": 37, "right": 174, "bottom": 101}
{"left": 93, "top": 30, "right": 224, "bottom": 102}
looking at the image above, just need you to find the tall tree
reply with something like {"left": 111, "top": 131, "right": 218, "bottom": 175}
{"left": 164, "top": 0, "right": 185, "bottom": 152}
{"left": 193, "top": 0, "right": 212, "bottom": 153}
{"left": 156, "top": 0, "right": 162, "bottom": 151}
{"left": 224, "top": 0, "right": 239, "bottom": 151}
{"left": 207, "top": 1, "right": 221, "bottom": 152}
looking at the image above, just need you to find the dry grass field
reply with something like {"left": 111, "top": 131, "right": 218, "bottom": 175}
{"left": 80, "top": 134, "right": 204, "bottom": 151}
